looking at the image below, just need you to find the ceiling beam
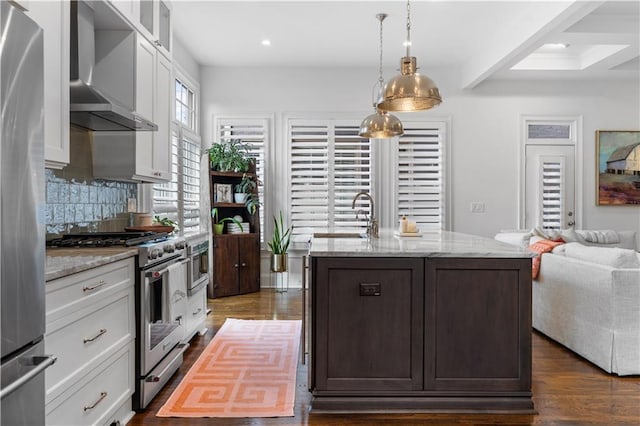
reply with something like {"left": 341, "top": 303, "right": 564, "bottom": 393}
{"left": 460, "top": 1, "right": 605, "bottom": 89}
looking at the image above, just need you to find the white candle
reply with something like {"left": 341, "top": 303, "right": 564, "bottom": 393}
{"left": 127, "top": 198, "right": 137, "bottom": 212}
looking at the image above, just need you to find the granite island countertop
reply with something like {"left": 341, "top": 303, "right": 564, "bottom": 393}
{"left": 46, "top": 247, "right": 139, "bottom": 281}
{"left": 309, "top": 229, "right": 535, "bottom": 258}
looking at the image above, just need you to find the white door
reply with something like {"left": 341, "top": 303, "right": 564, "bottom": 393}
{"left": 525, "top": 145, "right": 575, "bottom": 230}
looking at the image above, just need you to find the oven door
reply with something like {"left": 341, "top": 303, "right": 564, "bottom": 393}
{"left": 188, "top": 243, "right": 209, "bottom": 295}
{"left": 140, "top": 257, "right": 188, "bottom": 376}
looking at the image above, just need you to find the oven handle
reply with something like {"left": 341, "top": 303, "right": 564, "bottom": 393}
{"left": 145, "top": 343, "right": 190, "bottom": 382}
{"left": 145, "top": 259, "right": 189, "bottom": 278}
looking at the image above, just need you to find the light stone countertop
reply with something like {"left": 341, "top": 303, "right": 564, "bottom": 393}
{"left": 309, "top": 230, "right": 536, "bottom": 258}
{"left": 46, "top": 247, "right": 138, "bottom": 281}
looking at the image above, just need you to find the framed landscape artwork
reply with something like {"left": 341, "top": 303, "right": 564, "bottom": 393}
{"left": 596, "top": 130, "right": 640, "bottom": 205}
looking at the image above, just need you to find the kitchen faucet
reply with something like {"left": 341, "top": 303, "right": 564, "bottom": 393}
{"left": 351, "top": 191, "right": 378, "bottom": 238}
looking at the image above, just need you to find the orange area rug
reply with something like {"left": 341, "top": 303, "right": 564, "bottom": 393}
{"left": 157, "top": 318, "right": 301, "bottom": 418}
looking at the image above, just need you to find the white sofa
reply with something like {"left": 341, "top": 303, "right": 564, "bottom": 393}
{"left": 494, "top": 229, "right": 640, "bottom": 376}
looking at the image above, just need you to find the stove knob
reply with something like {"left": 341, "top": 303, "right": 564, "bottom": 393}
{"left": 164, "top": 244, "right": 175, "bottom": 253}
{"left": 175, "top": 241, "right": 185, "bottom": 250}
{"left": 149, "top": 249, "right": 159, "bottom": 259}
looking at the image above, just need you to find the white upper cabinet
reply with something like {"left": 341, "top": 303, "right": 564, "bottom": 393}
{"left": 108, "top": 0, "right": 139, "bottom": 26}
{"left": 92, "top": 33, "right": 171, "bottom": 183}
{"left": 137, "top": 0, "right": 172, "bottom": 59}
{"left": 26, "top": 1, "right": 70, "bottom": 169}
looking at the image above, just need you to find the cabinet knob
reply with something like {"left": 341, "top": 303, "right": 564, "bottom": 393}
{"left": 241, "top": 262, "right": 246, "bottom": 267}
{"left": 234, "top": 263, "right": 239, "bottom": 268}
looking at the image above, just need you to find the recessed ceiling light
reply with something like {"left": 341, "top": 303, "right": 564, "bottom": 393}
{"left": 543, "top": 43, "right": 569, "bottom": 49}
{"left": 261, "top": 39, "right": 271, "bottom": 46}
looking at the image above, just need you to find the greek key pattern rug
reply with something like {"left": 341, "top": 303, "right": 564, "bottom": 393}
{"left": 157, "top": 318, "right": 301, "bottom": 418}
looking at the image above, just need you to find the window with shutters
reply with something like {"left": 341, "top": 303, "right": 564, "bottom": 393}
{"left": 540, "top": 157, "right": 564, "bottom": 231}
{"left": 289, "top": 119, "right": 371, "bottom": 237}
{"left": 152, "top": 73, "right": 201, "bottom": 236}
{"left": 213, "top": 117, "right": 269, "bottom": 242}
{"left": 397, "top": 122, "right": 447, "bottom": 230}
{"left": 153, "top": 127, "right": 202, "bottom": 236}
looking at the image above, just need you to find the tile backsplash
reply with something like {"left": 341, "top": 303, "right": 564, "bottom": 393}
{"left": 45, "top": 127, "right": 137, "bottom": 236}
{"left": 45, "top": 169, "right": 137, "bottom": 235}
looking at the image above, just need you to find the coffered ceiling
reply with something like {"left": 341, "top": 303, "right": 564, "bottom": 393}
{"left": 172, "top": 1, "right": 639, "bottom": 89}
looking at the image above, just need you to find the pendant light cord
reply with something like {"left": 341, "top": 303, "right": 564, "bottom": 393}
{"left": 405, "top": 0, "right": 411, "bottom": 57}
{"left": 378, "top": 14, "right": 384, "bottom": 87}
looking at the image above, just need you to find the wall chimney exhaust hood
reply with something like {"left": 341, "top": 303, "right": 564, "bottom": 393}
{"left": 70, "top": 1, "right": 157, "bottom": 132}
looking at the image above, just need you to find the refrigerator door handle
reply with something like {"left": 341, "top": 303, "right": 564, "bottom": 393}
{"left": 0, "top": 355, "right": 57, "bottom": 400}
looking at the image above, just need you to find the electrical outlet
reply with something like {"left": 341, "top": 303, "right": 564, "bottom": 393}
{"left": 471, "top": 202, "right": 485, "bottom": 213}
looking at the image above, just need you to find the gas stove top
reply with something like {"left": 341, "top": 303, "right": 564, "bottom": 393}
{"left": 47, "top": 231, "right": 169, "bottom": 248}
{"left": 47, "top": 232, "right": 187, "bottom": 268}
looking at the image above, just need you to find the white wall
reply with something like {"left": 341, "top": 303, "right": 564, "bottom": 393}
{"left": 201, "top": 66, "right": 640, "bottom": 243}
{"left": 173, "top": 37, "right": 200, "bottom": 85}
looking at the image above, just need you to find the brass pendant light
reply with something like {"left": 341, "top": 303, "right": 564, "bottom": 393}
{"left": 359, "top": 13, "right": 404, "bottom": 139}
{"left": 377, "top": 0, "right": 442, "bottom": 112}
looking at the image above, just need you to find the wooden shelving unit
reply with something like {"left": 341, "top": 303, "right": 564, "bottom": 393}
{"left": 209, "top": 168, "right": 260, "bottom": 298}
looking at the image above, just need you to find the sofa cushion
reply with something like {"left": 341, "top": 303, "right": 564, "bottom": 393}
{"left": 494, "top": 231, "right": 532, "bottom": 248}
{"left": 563, "top": 243, "right": 640, "bottom": 269}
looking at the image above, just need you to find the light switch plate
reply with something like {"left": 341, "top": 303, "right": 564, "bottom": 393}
{"left": 471, "top": 202, "right": 485, "bottom": 213}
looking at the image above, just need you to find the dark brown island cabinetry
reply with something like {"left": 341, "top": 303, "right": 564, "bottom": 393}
{"left": 310, "top": 256, "right": 533, "bottom": 413}
{"left": 209, "top": 171, "right": 260, "bottom": 298}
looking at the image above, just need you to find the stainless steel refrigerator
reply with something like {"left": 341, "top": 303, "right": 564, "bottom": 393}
{"left": 1, "top": 2, "right": 56, "bottom": 424}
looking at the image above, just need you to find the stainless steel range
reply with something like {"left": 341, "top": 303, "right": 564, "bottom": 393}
{"left": 47, "top": 231, "right": 190, "bottom": 411}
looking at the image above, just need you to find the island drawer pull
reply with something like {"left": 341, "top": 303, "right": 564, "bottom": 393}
{"left": 84, "top": 391, "right": 107, "bottom": 411}
{"left": 83, "top": 328, "right": 107, "bottom": 343}
{"left": 83, "top": 280, "right": 106, "bottom": 292}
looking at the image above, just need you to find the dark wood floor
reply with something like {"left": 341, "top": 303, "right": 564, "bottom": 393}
{"left": 130, "top": 289, "right": 640, "bottom": 425}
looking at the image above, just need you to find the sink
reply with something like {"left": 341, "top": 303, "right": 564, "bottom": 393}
{"left": 313, "top": 232, "right": 367, "bottom": 239}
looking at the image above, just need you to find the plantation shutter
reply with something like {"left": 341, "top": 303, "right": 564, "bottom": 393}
{"left": 540, "top": 157, "right": 564, "bottom": 231}
{"left": 397, "top": 123, "right": 446, "bottom": 230}
{"left": 181, "top": 131, "right": 201, "bottom": 235}
{"left": 152, "top": 128, "right": 202, "bottom": 236}
{"left": 215, "top": 118, "right": 268, "bottom": 242}
{"left": 289, "top": 119, "right": 370, "bottom": 238}
{"left": 152, "top": 129, "right": 180, "bottom": 226}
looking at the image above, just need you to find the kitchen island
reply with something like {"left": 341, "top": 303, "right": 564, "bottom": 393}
{"left": 308, "top": 230, "right": 536, "bottom": 413}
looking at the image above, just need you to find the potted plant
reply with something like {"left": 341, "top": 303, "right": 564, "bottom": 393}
{"left": 234, "top": 173, "right": 257, "bottom": 204}
{"left": 211, "top": 208, "right": 244, "bottom": 235}
{"left": 209, "top": 141, "right": 253, "bottom": 172}
{"left": 267, "top": 211, "right": 293, "bottom": 272}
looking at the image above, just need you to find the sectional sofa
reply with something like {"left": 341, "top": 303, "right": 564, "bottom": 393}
{"left": 494, "top": 229, "right": 640, "bottom": 376}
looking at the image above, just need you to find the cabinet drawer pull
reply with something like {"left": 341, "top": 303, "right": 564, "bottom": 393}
{"left": 83, "top": 280, "right": 106, "bottom": 292}
{"left": 83, "top": 328, "right": 107, "bottom": 344}
{"left": 83, "top": 391, "right": 107, "bottom": 411}
{"left": 192, "top": 308, "right": 202, "bottom": 316}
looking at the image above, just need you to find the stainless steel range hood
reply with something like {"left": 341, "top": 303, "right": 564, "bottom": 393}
{"left": 70, "top": 1, "right": 157, "bottom": 132}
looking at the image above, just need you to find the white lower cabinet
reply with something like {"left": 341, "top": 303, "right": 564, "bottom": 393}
{"left": 183, "top": 286, "right": 207, "bottom": 343}
{"left": 45, "top": 258, "right": 136, "bottom": 426}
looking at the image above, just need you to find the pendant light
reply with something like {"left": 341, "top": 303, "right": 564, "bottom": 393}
{"left": 377, "top": 0, "right": 442, "bottom": 112}
{"left": 358, "top": 13, "right": 404, "bottom": 139}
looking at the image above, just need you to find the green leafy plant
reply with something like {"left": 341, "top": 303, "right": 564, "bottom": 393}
{"left": 208, "top": 141, "right": 254, "bottom": 172}
{"left": 153, "top": 216, "right": 177, "bottom": 227}
{"left": 210, "top": 208, "right": 243, "bottom": 231}
{"left": 267, "top": 211, "right": 293, "bottom": 254}
{"left": 234, "top": 173, "right": 261, "bottom": 214}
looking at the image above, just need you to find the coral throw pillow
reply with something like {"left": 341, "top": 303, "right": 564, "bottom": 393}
{"left": 529, "top": 239, "right": 565, "bottom": 279}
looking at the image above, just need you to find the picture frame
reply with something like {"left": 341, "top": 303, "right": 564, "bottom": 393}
{"left": 214, "top": 183, "right": 233, "bottom": 203}
{"left": 596, "top": 130, "right": 640, "bottom": 205}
